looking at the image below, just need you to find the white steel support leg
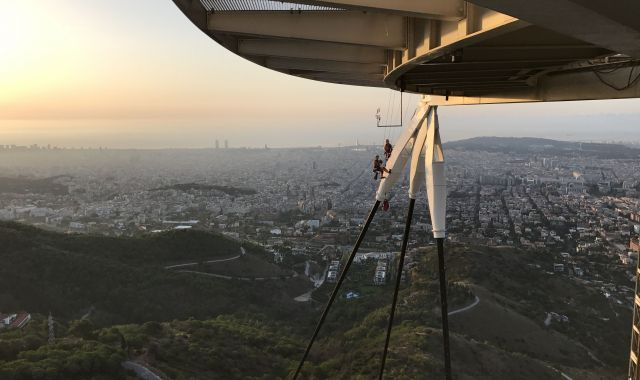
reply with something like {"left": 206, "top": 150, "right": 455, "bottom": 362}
{"left": 373, "top": 97, "right": 450, "bottom": 379}
{"left": 425, "top": 106, "right": 446, "bottom": 239}
{"left": 378, "top": 105, "right": 434, "bottom": 380}
{"left": 301, "top": 97, "right": 448, "bottom": 380}
{"left": 408, "top": 107, "right": 431, "bottom": 200}
{"left": 374, "top": 97, "right": 445, "bottom": 215}
{"left": 424, "top": 105, "right": 451, "bottom": 380}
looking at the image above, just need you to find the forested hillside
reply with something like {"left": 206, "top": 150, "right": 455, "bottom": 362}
{"left": 0, "top": 223, "right": 309, "bottom": 325}
{"left": 0, "top": 223, "right": 631, "bottom": 379}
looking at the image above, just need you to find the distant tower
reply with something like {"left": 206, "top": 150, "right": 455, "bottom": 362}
{"left": 48, "top": 312, "right": 55, "bottom": 344}
{"left": 224, "top": 140, "right": 229, "bottom": 149}
{"left": 215, "top": 139, "right": 220, "bottom": 149}
{"left": 356, "top": 138, "right": 359, "bottom": 146}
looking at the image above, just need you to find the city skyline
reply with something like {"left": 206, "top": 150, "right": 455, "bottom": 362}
{"left": 3, "top": 130, "right": 640, "bottom": 150}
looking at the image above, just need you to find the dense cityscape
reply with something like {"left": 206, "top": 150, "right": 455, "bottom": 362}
{"left": 1, "top": 137, "right": 639, "bottom": 304}
{"left": 1, "top": 136, "right": 639, "bottom": 378}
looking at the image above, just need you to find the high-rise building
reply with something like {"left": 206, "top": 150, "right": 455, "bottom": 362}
{"left": 224, "top": 140, "right": 228, "bottom": 149}
{"left": 215, "top": 140, "right": 219, "bottom": 149}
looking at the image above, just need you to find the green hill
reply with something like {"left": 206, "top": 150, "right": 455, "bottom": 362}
{"left": 151, "top": 183, "right": 257, "bottom": 196}
{"left": 445, "top": 136, "right": 640, "bottom": 159}
{"left": 442, "top": 245, "right": 630, "bottom": 370}
{"left": 289, "top": 245, "right": 630, "bottom": 379}
{"left": 0, "top": 222, "right": 311, "bottom": 326}
{"left": 0, "top": 176, "right": 69, "bottom": 195}
{"left": 0, "top": 223, "right": 631, "bottom": 379}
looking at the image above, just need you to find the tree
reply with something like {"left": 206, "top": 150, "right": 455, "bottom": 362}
{"left": 68, "top": 320, "right": 96, "bottom": 340}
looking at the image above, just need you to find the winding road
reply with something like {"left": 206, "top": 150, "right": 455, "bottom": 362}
{"left": 122, "top": 361, "right": 163, "bottom": 380}
{"left": 164, "top": 247, "right": 246, "bottom": 269}
{"left": 166, "top": 247, "right": 297, "bottom": 281}
{"left": 175, "top": 269, "right": 298, "bottom": 281}
{"left": 448, "top": 295, "right": 480, "bottom": 316}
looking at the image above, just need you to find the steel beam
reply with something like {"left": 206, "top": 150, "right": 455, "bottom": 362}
{"left": 263, "top": 57, "right": 385, "bottom": 74}
{"left": 422, "top": 63, "right": 640, "bottom": 105}
{"left": 537, "top": 65, "right": 640, "bottom": 101}
{"left": 419, "top": 82, "right": 530, "bottom": 90}
{"left": 420, "top": 58, "right": 583, "bottom": 66}
{"left": 238, "top": 39, "right": 386, "bottom": 64}
{"left": 317, "top": 78, "right": 386, "bottom": 88}
{"left": 298, "top": 72, "right": 385, "bottom": 83}
{"left": 463, "top": 44, "right": 603, "bottom": 51}
{"left": 294, "top": 0, "right": 465, "bottom": 20}
{"left": 208, "top": 11, "right": 406, "bottom": 49}
{"left": 466, "top": 0, "right": 640, "bottom": 58}
{"left": 404, "top": 77, "right": 529, "bottom": 85}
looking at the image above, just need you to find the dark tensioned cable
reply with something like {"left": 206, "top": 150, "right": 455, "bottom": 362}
{"left": 378, "top": 198, "right": 415, "bottom": 380}
{"left": 436, "top": 237, "right": 452, "bottom": 380}
{"left": 591, "top": 61, "right": 640, "bottom": 91}
{"left": 293, "top": 200, "right": 381, "bottom": 380}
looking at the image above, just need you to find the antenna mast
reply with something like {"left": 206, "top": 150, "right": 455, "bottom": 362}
{"left": 48, "top": 312, "right": 55, "bottom": 344}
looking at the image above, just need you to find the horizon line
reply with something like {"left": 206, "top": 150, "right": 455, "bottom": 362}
{"left": 2, "top": 136, "right": 640, "bottom": 151}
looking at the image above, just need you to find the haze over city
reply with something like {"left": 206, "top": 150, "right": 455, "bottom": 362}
{"left": 2, "top": 0, "right": 640, "bottom": 148}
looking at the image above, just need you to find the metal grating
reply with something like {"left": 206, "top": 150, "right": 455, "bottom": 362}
{"left": 200, "top": 0, "right": 342, "bottom": 12}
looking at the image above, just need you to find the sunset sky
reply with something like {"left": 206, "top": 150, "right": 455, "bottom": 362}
{"left": 1, "top": 0, "right": 640, "bottom": 148}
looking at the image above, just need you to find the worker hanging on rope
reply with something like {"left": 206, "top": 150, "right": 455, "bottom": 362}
{"left": 372, "top": 155, "right": 390, "bottom": 180}
{"left": 383, "top": 139, "right": 393, "bottom": 161}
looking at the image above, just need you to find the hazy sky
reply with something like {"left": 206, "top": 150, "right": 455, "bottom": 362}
{"left": 1, "top": 0, "right": 639, "bottom": 148}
